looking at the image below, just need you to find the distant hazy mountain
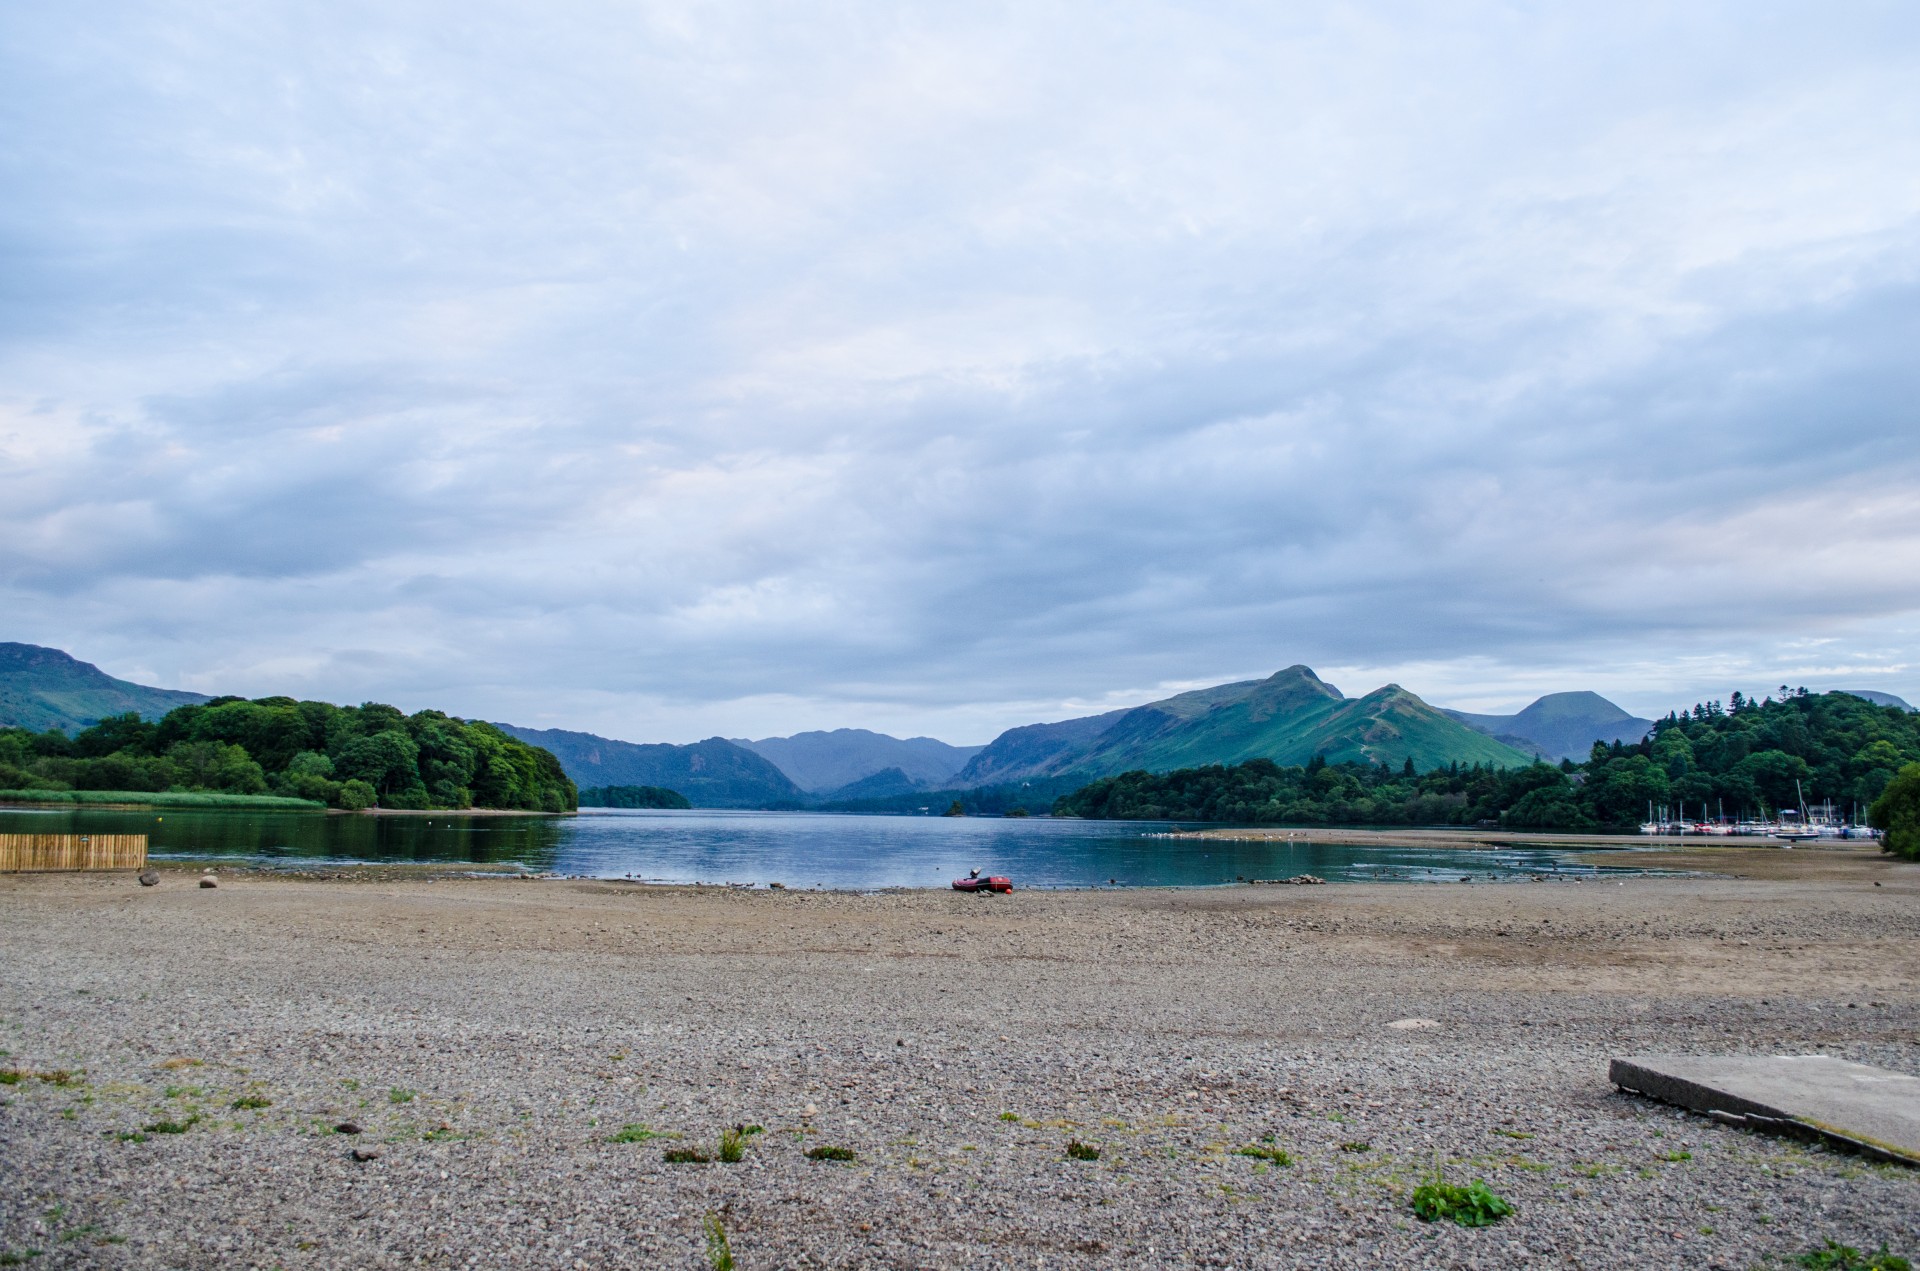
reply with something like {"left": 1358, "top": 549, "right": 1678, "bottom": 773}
{"left": 493, "top": 725, "right": 804, "bottom": 808}
{"left": 816, "top": 766, "right": 928, "bottom": 802}
{"left": 1839, "top": 689, "right": 1916, "bottom": 712}
{"left": 0, "top": 642, "right": 211, "bottom": 733}
{"left": 734, "top": 728, "right": 982, "bottom": 792}
{"left": 1442, "top": 691, "right": 1655, "bottom": 763}
{"left": 955, "top": 666, "right": 1533, "bottom": 784}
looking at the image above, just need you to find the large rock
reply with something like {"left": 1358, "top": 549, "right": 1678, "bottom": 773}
{"left": 138, "top": 869, "right": 160, "bottom": 887}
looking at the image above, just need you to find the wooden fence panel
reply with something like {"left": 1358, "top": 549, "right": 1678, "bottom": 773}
{"left": 0, "top": 834, "right": 149, "bottom": 872}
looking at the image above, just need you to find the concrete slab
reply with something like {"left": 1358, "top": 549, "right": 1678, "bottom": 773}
{"left": 1611, "top": 1054, "right": 1920, "bottom": 1165}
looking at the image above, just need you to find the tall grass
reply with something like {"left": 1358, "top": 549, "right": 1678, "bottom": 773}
{"left": 0, "top": 789, "right": 324, "bottom": 810}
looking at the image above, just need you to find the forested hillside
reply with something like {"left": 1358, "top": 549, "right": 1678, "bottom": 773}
{"left": 0, "top": 697, "right": 575, "bottom": 812}
{"left": 0, "top": 642, "right": 210, "bottom": 733}
{"left": 1057, "top": 689, "right": 1920, "bottom": 831}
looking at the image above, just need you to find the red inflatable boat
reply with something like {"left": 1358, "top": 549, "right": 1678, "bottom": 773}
{"left": 952, "top": 874, "right": 1012, "bottom": 893}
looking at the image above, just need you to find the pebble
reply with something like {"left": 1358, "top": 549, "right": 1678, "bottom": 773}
{"left": 1, "top": 870, "right": 1914, "bottom": 1268}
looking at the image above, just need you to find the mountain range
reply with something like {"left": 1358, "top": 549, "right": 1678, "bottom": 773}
{"left": 732, "top": 729, "right": 981, "bottom": 792}
{"left": 8, "top": 639, "right": 1913, "bottom": 809}
{"left": 490, "top": 725, "right": 805, "bottom": 809}
{"left": 1442, "top": 691, "right": 1656, "bottom": 763}
{"left": 952, "top": 666, "right": 1535, "bottom": 783}
{"left": 0, "top": 642, "right": 210, "bottom": 733}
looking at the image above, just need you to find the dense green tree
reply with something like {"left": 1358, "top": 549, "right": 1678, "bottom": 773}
{"left": 1054, "top": 691, "right": 1920, "bottom": 842}
{"left": 5, "top": 696, "right": 574, "bottom": 812}
{"left": 1869, "top": 763, "right": 1920, "bottom": 860}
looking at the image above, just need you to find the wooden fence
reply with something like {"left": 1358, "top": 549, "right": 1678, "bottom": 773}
{"left": 0, "top": 834, "right": 148, "bottom": 872}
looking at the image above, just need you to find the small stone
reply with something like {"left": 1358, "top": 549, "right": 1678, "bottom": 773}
{"left": 199, "top": 876, "right": 218, "bottom": 889}
{"left": 351, "top": 1147, "right": 380, "bottom": 1161}
{"left": 802, "top": 1103, "right": 818, "bottom": 1118}
{"left": 1386, "top": 1018, "right": 1441, "bottom": 1031}
{"left": 335, "top": 1121, "right": 362, "bottom": 1135}
{"left": 138, "top": 870, "right": 160, "bottom": 887}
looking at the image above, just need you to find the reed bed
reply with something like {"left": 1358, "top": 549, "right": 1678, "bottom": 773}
{"left": 0, "top": 788, "right": 323, "bottom": 810}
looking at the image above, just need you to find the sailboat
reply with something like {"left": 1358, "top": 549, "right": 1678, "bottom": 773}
{"left": 1772, "top": 780, "right": 1820, "bottom": 844}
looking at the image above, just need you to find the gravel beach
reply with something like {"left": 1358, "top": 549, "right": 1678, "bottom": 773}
{"left": 3, "top": 845, "right": 1917, "bottom": 1269}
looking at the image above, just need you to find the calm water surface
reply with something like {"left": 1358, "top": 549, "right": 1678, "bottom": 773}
{"left": 0, "top": 806, "right": 1662, "bottom": 887}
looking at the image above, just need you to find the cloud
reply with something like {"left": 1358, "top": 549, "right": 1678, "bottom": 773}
{"left": 3, "top": 0, "right": 1918, "bottom": 741}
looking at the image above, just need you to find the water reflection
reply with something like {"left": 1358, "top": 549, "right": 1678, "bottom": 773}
{"left": 0, "top": 806, "right": 1659, "bottom": 887}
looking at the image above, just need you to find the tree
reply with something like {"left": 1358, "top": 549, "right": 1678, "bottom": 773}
{"left": 1869, "top": 762, "right": 1920, "bottom": 860}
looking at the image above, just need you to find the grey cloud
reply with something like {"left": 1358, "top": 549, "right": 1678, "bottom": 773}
{"left": 2, "top": 0, "right": 1918, "bottom": 740}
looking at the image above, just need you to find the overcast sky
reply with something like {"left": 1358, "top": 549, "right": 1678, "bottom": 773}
{"left": 4, "top": 2, "right": 1918, "bottom": 744}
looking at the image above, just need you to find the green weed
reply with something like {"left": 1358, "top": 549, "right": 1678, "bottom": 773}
{"left": 1410, "top": 1157, "right": 1513, "bottom": 1228}
{"left": 1796, "top": 1240, "right": 1913, "bottom": 1271}
{"left": 718, "top": 1125, "right": 749, "bottom": 1163}
{"left": 1656, "top": 1149, "right": 1692, "bottom": 1162}
{"left": 607, "top": 1124, "right": 668, "bottom": 1144}
{"left": 1066, "top": 1140, "right": 1101, "bottom": 1161}
{"left": 388, "top": 1087, "right": 414, "bottom": 1105}
{"left": 143, "top": 1116, "right": 198, "bottom": 1135}
{"left": 1235, "top": 1144, "right": 1294, "bottom": 1165}
{"left": 703, "top": 1212, "right": 734, "bottom": 1271}
{"left": 113, "top": 1131, "right": 149, "bottom": 1143}
{"left": 663, "top": 1147, "right": 712, "bottom": 1164}
{"left": 231, "top": 1095, "right": 271, "bottom": 1110}
{"left": 0, "top": 1249, "right": 42, "bottom": 1265}
{"left": 999, "top": 1111, "right": 1019, "bottom": 1121}
{"left": 806, "top": 1145, "right": 857, "bottom": 1161}
{"left": 1340, "top": 1141, "right": 1372, "bottom": 1154}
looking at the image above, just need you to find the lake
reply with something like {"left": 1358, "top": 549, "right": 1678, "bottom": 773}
{"left": 0, "top": 806, "right": 1662, "bottom": 887}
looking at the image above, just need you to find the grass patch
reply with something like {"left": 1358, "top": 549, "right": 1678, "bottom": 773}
{"left": 608, "top": 1124, "right": 670, "bottom": 1144}
{"left": 388, "top": 1087, "right": 415, "bottom": 1105}
{"left": 1340, "top": 1141, "right": 1372, "bottom": 1154}
{"left": 1491, "top": 1128, "right": 1533, "bottom": 1140}
{"left": 718, "top": 1125, "right": 750, "bottom": 1163}
{"left": 806, "top": 1145, "right": 857, "bottom": 1162}
{"left": 113, "top": 1131, "right": 149, "bottom": 1143}
{"left": 0, "top": 788, "right": 323, "bottom": 809}
{"left": 1410, "top": 1158, "right": 1514, "bottom": 1228}
{"left": 142, "top": 1115, "right": 199, "bottom": 1135}
{"left": 1656, "top": 1149, "right": 1692, "bottom": 1162}
{"left": 1797, "top": 1240, "right": 1913, "bottom": 1271}
{"left": 230, "top": 1095, "right": 271, "bottom": 1110}
{"left": 0, "top": 1251, "right": 42, "bottom": 1266}
{"left": 1066, "top": 1140, "right": 1101, "bottom": 1161}
{"left": 703, "top": 1212, "right": 735, "bottom": 1271}
{"left": 421, "top": 1127, "right": 460, "bottom": 1142}
{"left": 663, "top": 1147, "right": 712, "bottom": 1164}
{"left": 1235, "top": 1144, "right": 1294, "bottom": 1165}
{"left": 999, "top": 1111, "right": 1020, "bottom": 1121}
{"left": 1, "top": 1069, "right": 84, "bottom": 1087}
